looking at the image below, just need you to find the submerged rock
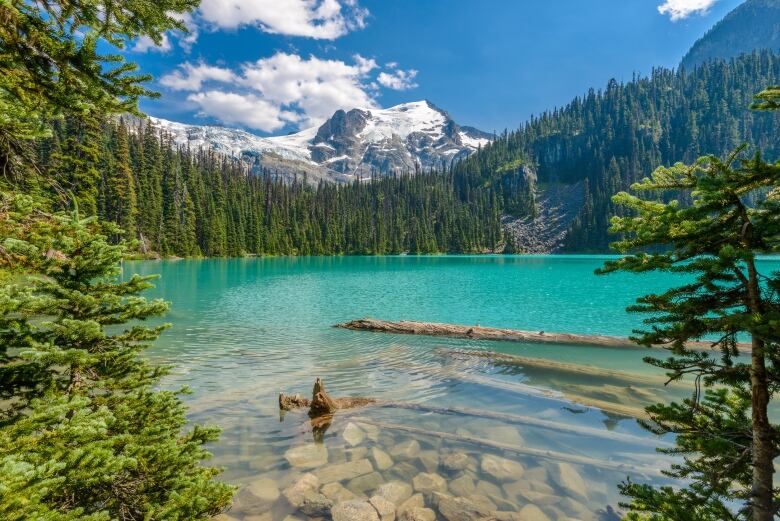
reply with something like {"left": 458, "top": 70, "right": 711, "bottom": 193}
{"left": 418, "top": 450, "right": 439, "bottom": 473}
{"left": 331, "top": 499, "right": 381, "bottom": 521}
{"left": 348, "top": 470, "right": 385, "bottom": 495}
{"left": 343, "top": 422, "right": 367, "bottom": 446}
{"left": 480, "top": 454, "right": 524, "bottom": 482}
{"left": 282, "top": 473, "right": 320, "bottom": 508}
{"left": 390, "top": 461, "right": 419, "bottom": 481}
{"left": 390, "top": 439, "right": 421, "bottom": 460}
{"left": 440, "top": 450, "right": 470, "bottom": 472}
{"left": 558, "top": 497, "right": 595, "bottom": 519}
{"left": 449, "top": 474, "right": 477, "bottom": 497}
{"left": 284, "top": 443, "right": 328, "bottom": 468}
{"left": 244, "top": 477, "right": 280, "bottom": 505}
{"left": 243, "top": 514, "right": 273, "bottom": 521}
{"left": 475, "top": 480, "right": 503, "bottom": 500}
{"left": 371, "top": 447, "right": 394, "bottom": 470}
{"left": 397, "top": 493, "right": 425, "bottom": 516}
{"left": 299, "top": 491, "right": 333, "bottom": 517}
{"left": 369, "top": 494, "right": 396, "bottom": 521}
{"left": 467, "top": 493, "right": 497, "bottom": 512}
{"left": 357, "top": 421, "right": 381, "bottom": 441}
{"left": 315, "top": 458, "right": 374, "bottom": 484}
{"left": 412, "top": 472, "right": 448, "bottom": 494}
{"left": 321, "top": 482, "right": 358, "bottom": 503}
{"left": 399, "top": 507, "right": 436, "bottom": 521}
{"left": 375, "top": 480, "right": 414, "bottom": 505}
{"left": 346, "top": 447, "right": 369, "bottom": 461}
{"left": 434, "top": 494, "right": 492, "bottom": 521}
{"left": 549, "top": 462, "right": 588, "bottom": 502}
{"left": 516, "top": 504, "right": 552, "bottom": 521}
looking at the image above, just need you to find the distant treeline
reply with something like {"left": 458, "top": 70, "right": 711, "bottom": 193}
{"left": 29, "top": 118, "right": 502, "bottom": 256}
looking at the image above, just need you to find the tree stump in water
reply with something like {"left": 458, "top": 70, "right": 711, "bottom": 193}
{"left": 279, "top": 393, "right": 310, "bottom": 411}
{"left": 309, "top": 378, "right": 338, "bottom": 418}
{"left": 279, "top": 378, "right": 374, "bottom": 418}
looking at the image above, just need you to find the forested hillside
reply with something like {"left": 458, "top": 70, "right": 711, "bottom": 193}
{"left": 31, "top": 118, "right": 502, "bottom": 256}
{"left": 681, "top": 0, "right": 780, "bottom": 70}
{"left": 23, "top": 52, "right": 780, "bottom": 255}
{"left": 454, "top": 51, "right": 780, "bottom": 251}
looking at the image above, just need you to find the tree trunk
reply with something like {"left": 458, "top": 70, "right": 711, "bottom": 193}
{"left": 746, "top": 258, "right": 775, "bottom": 521}
{"left": 750, "top": 336, "right": 775, "bottom": 521}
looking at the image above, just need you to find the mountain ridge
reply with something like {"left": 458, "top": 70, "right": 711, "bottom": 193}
{"left": 149, "top": 100, "right": 490, "bottom": 183}
{"left": 681, "top": 0, "right": 780, "bottom": 69}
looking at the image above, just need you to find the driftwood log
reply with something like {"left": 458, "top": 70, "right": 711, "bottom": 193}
{"left": 353, "top": 417, "right": 667, "bottom": 478}
{"left": 335, "top": 318, "right": 752, "bottom": 352}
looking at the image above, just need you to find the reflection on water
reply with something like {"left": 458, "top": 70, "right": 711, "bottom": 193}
{"left": 121, "top": 256, "right": 766, "bottom": 520}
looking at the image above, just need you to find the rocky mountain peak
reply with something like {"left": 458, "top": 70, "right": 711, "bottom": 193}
{"left": 148, "top": 100, "right": 491, "bottom": 183}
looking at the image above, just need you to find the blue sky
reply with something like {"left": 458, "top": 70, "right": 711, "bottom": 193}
{"left": 131, "top": 0, "right": 745, "bottom": 135}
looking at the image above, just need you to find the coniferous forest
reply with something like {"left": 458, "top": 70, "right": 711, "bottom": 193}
{"left": 21, "top": 51, "right": 780, "bottom": 256}
{"left": 32, "top": 117, "right": 503, "bottom": 256}
{"left": 452, "top": 50, "right": 780, "bottom": 251}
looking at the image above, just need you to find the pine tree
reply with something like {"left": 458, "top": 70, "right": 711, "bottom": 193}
{"left": 103, "top": 121, "right": 138, "bottom": 240}
{"left": 0, "top": 192, "right": 234, "bottom": 519}
{"left": 597, "top": 143, "right": 780, "bottom": 518}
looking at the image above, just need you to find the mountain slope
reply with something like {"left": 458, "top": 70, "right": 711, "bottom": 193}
{"left": 452, "top": 52, "right": 780, "bottom": 253}
{"left": 150, "top": 101, "right": 490, "bottom": 183}
{"left": 681, "top": 0, "right": 780, "bottom": 69}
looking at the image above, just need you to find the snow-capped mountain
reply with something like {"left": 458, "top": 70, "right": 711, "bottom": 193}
{"left": 149, "top": 101, "right": 492, "bottom": 183}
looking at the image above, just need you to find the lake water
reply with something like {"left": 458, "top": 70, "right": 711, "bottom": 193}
{"left": 124, "top": 255, "right": 769, "bottom": 521}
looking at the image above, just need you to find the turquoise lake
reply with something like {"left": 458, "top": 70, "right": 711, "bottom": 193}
{"left": 124, "top": 255, "right": 776, "bottom": 521}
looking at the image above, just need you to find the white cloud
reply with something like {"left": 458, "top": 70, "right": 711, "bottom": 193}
{"left": 377, "top": 68, "right": 418, "bottom": 91}
{"left": 161, "top": 63, "right": 237, "bottom": 90}
{"left": 133, "top": 34, "right": 172, "bottom": 53}
{"left": 198, "top": 0, "right": 368, "bottom": 39}
{"left": 657, "top": 0, "right": 718, "bottom": 21}
{"left": 187, "top": 91, "right": 300, "bottom": 131}
{"left": 133, "top": 12, "right": 199, "bottom": 53}
{"left": 162, "top": 52, "right": 384, "bottom": 132}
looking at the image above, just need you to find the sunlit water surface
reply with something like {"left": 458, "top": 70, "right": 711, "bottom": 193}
{"left": 124, "top": 255, "right": 776, "bottom": 521}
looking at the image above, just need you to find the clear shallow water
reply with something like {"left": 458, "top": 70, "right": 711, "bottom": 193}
{"left": 123, "top": 255, "right": 774, "bottom": 521}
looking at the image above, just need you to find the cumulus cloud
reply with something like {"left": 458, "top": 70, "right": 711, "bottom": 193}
{"left": 187, "top": 91, "right": 300, "bottom": 131}
{"left": 160, "top": 63, "right": 237, "bottom": 90}
{"left": 377, "top": 68, "right": 418, "bottom": 91}
{"left": 657, "top": 0, "right": 719, "bottom": 20}
{"left": 161, "top": 52, "right": 388, "bottom": 132}
{"left": 133, "top": 34, "right": 172, "bottom": 53}
{"left": 133, "top": 12, "right": 199, "bottom": 53}
{"left": 198, "top": 0, "right": 368, "bottom": 39}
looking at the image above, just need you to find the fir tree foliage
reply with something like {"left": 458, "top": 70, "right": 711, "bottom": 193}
{"left": 0, "top": 0, "right": 196, "bottom": 178}
{"left": 0, "top": 191, "right": 234, "bottom": 520}
{"left": 597, "top": 120, "right": 780, "bottom": 518}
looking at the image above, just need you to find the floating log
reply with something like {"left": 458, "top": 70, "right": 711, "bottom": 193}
{"left": 335, "top": 318, "right": 751, "bottom": 352}
{"left": 366, "top": 354, "right": 650, "bottom": 419}
{"left": 346, "top": 400, "right": 672, "bottom": 448}
{"left": 353, "top": 418, "right": 667, "bottom": 477}
{"left": 437, "top": 348, "right": 690, "bottom": 389}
